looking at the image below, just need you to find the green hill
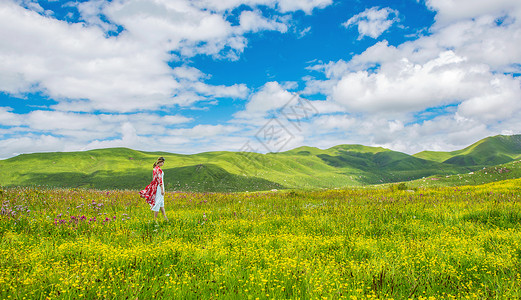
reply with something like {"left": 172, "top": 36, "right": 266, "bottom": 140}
{"left": 1, "top": 134, "right": 521, "bottom": 191}
{"left": 404, "top": 159, "right": 521, "bottom": 189}
{"left": 414, "top": 135, "right": 521, "bottom": 167}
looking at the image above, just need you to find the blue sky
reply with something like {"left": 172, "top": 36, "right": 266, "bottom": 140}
{"left": 1, "top": 0, "right": 520, "bottom": 159}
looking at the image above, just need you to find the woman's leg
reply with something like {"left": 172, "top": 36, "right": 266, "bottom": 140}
{"left": 160, "top": 207, "right": 168, "bottom": 221}
{"left": 154, "top": 211, "right": 159, "bottom": 222}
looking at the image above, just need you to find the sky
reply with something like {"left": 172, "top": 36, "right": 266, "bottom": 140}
{"left": 1, "top": 0, "right": 521, "bottom": 159}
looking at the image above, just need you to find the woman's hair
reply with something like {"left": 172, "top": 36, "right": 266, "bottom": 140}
{"left": 153, "top": 157, "right": 165, "bottom": 168}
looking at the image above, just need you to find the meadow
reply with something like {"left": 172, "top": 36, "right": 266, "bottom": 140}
{"left": 1, "top": 179, "right": 521, "bottom": 299}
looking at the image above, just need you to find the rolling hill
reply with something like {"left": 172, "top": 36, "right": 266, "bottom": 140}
{"left": 414, "top": 135, "right": 521, "bottom": 166}
{"left": 1, "top": 134, "right": 521, "bottom": 191}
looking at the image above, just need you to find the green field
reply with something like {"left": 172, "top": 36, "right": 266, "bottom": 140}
{"left": 1, "top": 134, "right": 521, "bottom": 192}
{"left": 1, "top": 179, "right": 521, "bottom": 299}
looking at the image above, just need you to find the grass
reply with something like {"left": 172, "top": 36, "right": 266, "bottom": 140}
{"left": 404, "top": 159, "right": 521, "bottom": 189}
{"left": 1, "top": 178, "right": 521, "bottom": 299}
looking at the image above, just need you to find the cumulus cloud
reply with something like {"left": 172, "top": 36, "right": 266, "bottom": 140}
{"left": 75, "top": 0, "right": 118, "bottom": 32}
{"left": 426, "top": 0, "right": 521, "bottom": 26}
{"left": 191, "top": 0, "right": 332, "bottom": 14}
{"left": 330, "top": 51, "right": 492, "bottom": 114}
{"left": 0, "top": 1, "right": 181, "bottom": 112}
{"left": 0, "top": 109, "right": 195, "bottom": 157}
{"left": 234, "top": 81, "right": 295, "bottom": 120}
{"left": 276, "top": 0, "right": 332, "bottom": 14}
{"left": 342, "top": 7, "right": 399, "bottom": 39}
{"left": 0, "top": 107, "right": 23, "bottom": 126}
{"left": 238, "top": 10, "right": 288, "bottom": 33}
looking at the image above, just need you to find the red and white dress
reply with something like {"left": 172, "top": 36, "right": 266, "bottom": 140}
{"left": 139, "top": 166, "right": 164, "bottom": 211}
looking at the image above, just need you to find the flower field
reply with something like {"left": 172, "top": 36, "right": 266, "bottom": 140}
{"left": 1, "top": 179, "right": 521, "bottom": 299}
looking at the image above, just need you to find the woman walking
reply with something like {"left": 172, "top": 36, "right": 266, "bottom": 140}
{"left": 140, "top": 157, "right": 169, "bottom": 222}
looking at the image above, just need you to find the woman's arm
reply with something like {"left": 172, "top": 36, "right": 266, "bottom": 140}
{"left": 158, "top": 168, "right": 165, "bottom": 195}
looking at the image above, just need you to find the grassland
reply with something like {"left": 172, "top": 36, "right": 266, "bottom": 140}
{"left": 1, "top": 179, "right": 521, "bottom": 299}
{"left": 2, "top": 134, "right": 521, "bottom": 192}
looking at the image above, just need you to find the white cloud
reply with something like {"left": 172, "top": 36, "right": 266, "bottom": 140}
{"left": 238, "top": 10, "right": 288, "bottom": 33}
{"left": 0, "top": 109, "right": 193, "bottom": 145}
{"left": 172, "top": 66, "right": 207, "bottom": 81}
{"left": 234, "top": 81, "right": 295, "bottom": 119}
{"left": 0, "top": 107, "right": 23, "bottom": 126}
{"left": 426, "top": 0, "right": 521, "bottom": 26}
{"left": 172, "top": 124, "right": 240, "bottom": 138}
{"left": 276, "top": 0, "right": 332, "bottom": 14}
{"left": 343, "top": 7, "right": 399, "bottom": 39}
{"left": 330, "top": 51, "right": 495, "bottom": 114}
{"left": 191, "top": 0, "right": 332, "bottom": 14}
{"left": 312, "top": 114, "right": 356, "bottom": 131}
{"left": 75, "top": 0, "right": 118, "bottom": 32}
{"left": 457, "top": 76, "right": 521, "bottom": 121}
{"left": 0, "top": 135, "right": 60, "bottom": 157}
{"left": 0, "top": 1, "right": 182, "bottom": 112}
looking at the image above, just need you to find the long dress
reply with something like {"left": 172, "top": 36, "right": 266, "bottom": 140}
{"left": 150, "top": 170, "right": 164, "bottom": 212}
{"left": 139, "top": 166, "right": 164, "bottom": 209}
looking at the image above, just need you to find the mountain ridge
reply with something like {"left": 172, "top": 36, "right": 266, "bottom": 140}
{"left": 1, "top": 134, "right": 520, "bottom": 191}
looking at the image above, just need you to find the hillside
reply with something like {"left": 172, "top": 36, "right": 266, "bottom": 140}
{"left": 1, "top": 134, "right": 521, "bottom": 191}
{"left": 414, "top": 135, "right": 521, "bottom": 166}
{"left": 402, "top": 159, "right": 521, "bottom": 189}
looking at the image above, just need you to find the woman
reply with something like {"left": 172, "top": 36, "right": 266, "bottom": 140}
{"left": 139, "top": 157, "right": 169, "bottom": 222}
